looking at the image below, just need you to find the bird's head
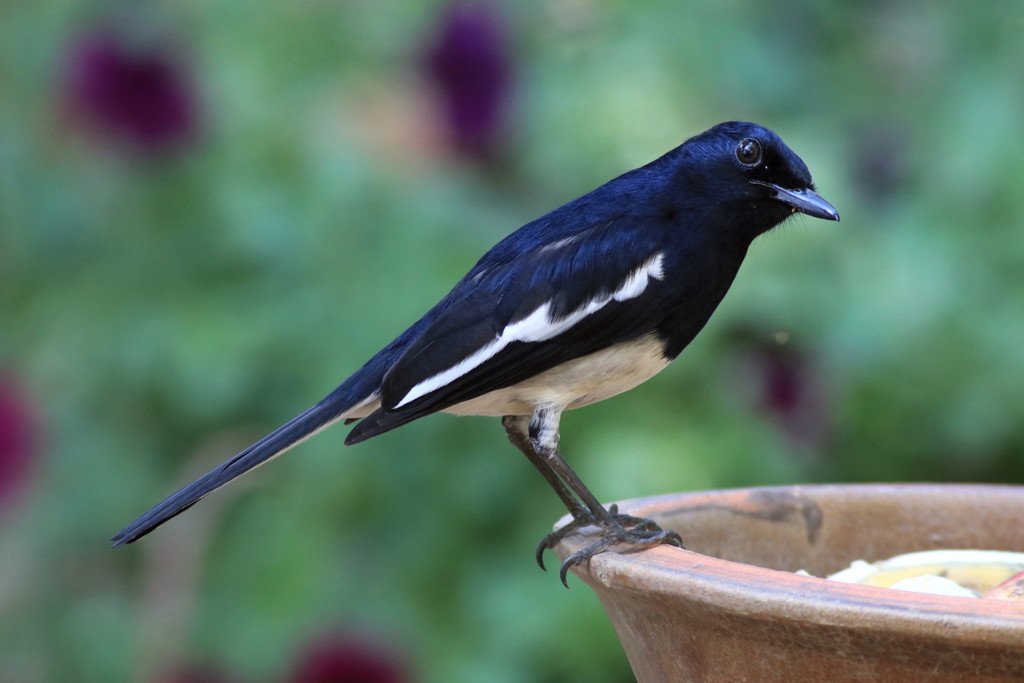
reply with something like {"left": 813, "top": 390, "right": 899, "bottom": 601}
{"left": 673, "top": 121, "right": 839, "bottom": 239}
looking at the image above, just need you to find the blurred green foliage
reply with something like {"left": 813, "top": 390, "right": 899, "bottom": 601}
{"left": 3, "top": 1, "right": 1024, "bottom": 681}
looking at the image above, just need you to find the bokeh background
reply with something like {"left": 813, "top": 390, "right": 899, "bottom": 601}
{"left": 3, "top": 1, "right": 1024, "bottom": 681}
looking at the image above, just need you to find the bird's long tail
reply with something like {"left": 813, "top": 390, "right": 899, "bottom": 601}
{"left": 110, "top": 315, "right": 430, "bottom": 547}
{"left": 110, "top": 392, "right": 359, "bottom": 547}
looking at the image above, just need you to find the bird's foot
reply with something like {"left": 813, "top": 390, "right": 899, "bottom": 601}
{"left": 535, "top": 504, "right": 684, "bottom": 586}
{"left": 556, "top": 521, "right": 683, "bottom": 587}
{"left": 535, "top": 504, "right": 638, "bottom": 569}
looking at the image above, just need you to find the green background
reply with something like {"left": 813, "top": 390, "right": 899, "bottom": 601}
{"left": 3, "top": 1, "right": 1024, "bottom": 681}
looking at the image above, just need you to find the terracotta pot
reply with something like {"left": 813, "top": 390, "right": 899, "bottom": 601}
{"left": 553, "top": 484, "right": 1024, "bottom": 682}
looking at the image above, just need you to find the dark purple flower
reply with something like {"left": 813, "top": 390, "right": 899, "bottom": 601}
{"left": 0, "top": 373, "right": 38, "bottom": 506}
{"left": 727, "top": 328, "right": 830, "bottom": 451}
{"left": 290, "top": 633, "right": 407, "bottom": 683}
{"left": 61, "top": 27, "right": 200, "bottom": 156}
{"left": 751, "top": 335, "right": 830, "bottom": 450}
{"left": 424, "top": 1, "right": 514, "bottom": 160}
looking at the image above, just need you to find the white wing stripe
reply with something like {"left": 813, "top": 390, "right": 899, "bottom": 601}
{"left": 394, "top": 252, "right": 665, "bottom": 408}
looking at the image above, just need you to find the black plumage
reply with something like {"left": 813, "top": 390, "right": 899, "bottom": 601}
{"left": 112, "top": 121, "right": 838, "bottom": 582}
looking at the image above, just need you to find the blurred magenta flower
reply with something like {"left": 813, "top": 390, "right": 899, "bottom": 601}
{"left": 750, "top": 334, "right": 830, "bottom": 450}
{"left": 60, "top": 27, "right": 201, "bottom": 156}
{"left": 726, "top": 328, "right": 831, "bottom": 451}
{"left": 0, "top": 372, "right": 39, "bottom": 507}
{"left": 424, "top": 1, "right": 514, "bottom": 160}
{"left": 290, "top": 632, "right": 407, "bottom": 683}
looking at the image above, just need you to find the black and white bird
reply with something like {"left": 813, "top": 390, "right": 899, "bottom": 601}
{"left": 112, "top": 122, "right": 838, "bottom": 584}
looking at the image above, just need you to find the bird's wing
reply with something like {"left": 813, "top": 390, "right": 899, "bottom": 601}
{"left": 345, "top": 216, "right": 669, "bottom": 443}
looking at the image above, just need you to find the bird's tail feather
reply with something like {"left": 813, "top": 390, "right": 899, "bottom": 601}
{"left": 110, "top": 393, "right": 353, "bottom": 547}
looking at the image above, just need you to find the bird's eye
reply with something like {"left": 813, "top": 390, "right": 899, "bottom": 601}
{"left": 736, "top": 139, "right": 762, "bottom": 166}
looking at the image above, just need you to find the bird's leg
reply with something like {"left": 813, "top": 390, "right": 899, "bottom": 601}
{"left": 525, "top": 406, "right": 684, "bottom": 586}
{"left": 503, "top": 414, "right": 650, "bottom": 571}
{"left": 502, "top": 415, "right": 589, "bottom": 520}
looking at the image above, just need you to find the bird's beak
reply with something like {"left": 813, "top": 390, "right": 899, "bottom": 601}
{"left": 752, "top": 181, "right": 840, "bottom": 222}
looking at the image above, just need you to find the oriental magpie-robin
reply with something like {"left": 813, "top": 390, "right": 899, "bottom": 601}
{"left": 112, "top": 122, "right": 838, "bottom": 584}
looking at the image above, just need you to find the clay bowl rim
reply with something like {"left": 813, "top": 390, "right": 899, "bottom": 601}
{"left": 554, "top": 483, "right": 1024, "bottom": 644}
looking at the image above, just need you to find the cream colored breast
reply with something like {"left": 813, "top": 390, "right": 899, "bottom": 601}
{"left": 444, "top": 332, "right": 670, "bottom": 417}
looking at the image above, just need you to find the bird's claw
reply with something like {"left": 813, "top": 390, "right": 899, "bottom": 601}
{"left": 535, "top": 504, "right": 648, "bottom": 570}
{"left": 535, "top": 504, "right": 684, "bottom": 585}
{"left": 557, "top": 525, "right": 683, "bottom": 587}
